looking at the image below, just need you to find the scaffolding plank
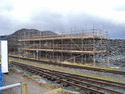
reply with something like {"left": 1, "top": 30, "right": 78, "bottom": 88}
{"left": 21, "top": 48, "right": 107, "bottom": 54}
{"left": 19, "top": 36, "right": 109, "bottom": 42}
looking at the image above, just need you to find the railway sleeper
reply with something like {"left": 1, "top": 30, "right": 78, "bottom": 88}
{"left": 47, "top": 76, "right": 51, "bottom": 80}
{"left": 94, "top": 87, "right": 100, "bottom": 91}
{"left": 65, "top": 79, "right": 71, "bottom": 82}
{"left": 50, "top": 76, "right": 57, "bottom": 80}
{"left": 43, "top": 70, "right": 49, "bottom": 73}
{"left": 12, "top": 62, "right": 124, "bottom": 94}
{"left": 56, "top": 80, "right": 61, "bottom": 83}
{"left": 30, "top": 71, "right": 35, "bottom": 73}
{"left": 50, "top": 77, "right": 56, "bottom": 81}
{"left": 86, "top": 90, "right": 95, "bottom": 94}
{"left": 63, "top": 83, "right": 70, "bottom": 87}
{"left": 34, "top": 72, "right": 39, "bottom": 74}
{"left": 31, "top": 70, "right": 38, "bottom": 74}
{"left": 26, "top": 69, "right": 32, "bottom": 71}
{"left": 56, "top": 77, "right": 63, "bottom": 79}
{"left": 72, "top": 81, "right": 80, "bottom": 84}
{"left": 39, "top": 74, "right": 43, "bottom": 76}
{"left": 43, "top": 75, "right": 47, "bottom": 78}
{"left": 38, "top": 74, "right": 42, "bottom": 76}
{"left": 25, "top": 69, "right": 31, "bottom": 72}
{"left": 25, "top": 69, "right": 29, "bottom": 71}
{"left": 86, "top": 86, "right": 91, "bottom": 88}
{"left": 64, "top": 74, "right": 71, "bottom": 77}
{"left": 41, "top": 70, "right": 44, "bottom": 72}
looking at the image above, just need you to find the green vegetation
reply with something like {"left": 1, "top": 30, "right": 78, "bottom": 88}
{"left": 61, "top": 61, "right": 118, "bottom": 70}
{"left": 9, "top": 55, "right": 118, "bottom": 70}
{"left": 9, "top": 57, "right": 125, "bottom": 82}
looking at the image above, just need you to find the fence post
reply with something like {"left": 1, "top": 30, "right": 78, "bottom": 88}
{"left": 59, "top": 56, "right": 60, "bottom": 63}
{"left": 22, "top": 82, "right": 28, "bottom": 94}
{"left": 74, "top": 56, "right": 75, "bottom": 63}
{"left": 94, "top": 58, "right": 95, "bottom": 66}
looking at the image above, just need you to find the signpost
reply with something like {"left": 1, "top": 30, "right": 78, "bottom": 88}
{"left": 36, "top": 48, "right": 38, "bottom": 60}
{"left": 18, "top": 48, "right": 21, "bottom": 60}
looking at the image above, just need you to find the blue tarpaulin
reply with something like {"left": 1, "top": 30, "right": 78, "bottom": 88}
{"left": 0, "top": 68, "right": 5, "bottom": 94}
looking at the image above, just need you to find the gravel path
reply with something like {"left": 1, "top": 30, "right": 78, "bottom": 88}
{"left": 3, "top": 69, "right": 51, "bottom": 94}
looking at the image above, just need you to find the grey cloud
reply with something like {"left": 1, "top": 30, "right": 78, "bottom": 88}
{"left": 29, "top": 10, "right": 67, "bottom": 31}
{"left": 25, "top": 9, "right": 125, "bottom": 38}
{"left": 0, "top": 15, "right": 15, "bottom": 34}
{"left": 1, "top": 5, "right": 14, "bottom": 12}
{"left": 112, "top": 5, "right": 125, "bottom": 12}
{"left": 0, "top": 0, "right": 15, "bottom": 34}
{"left": 0, "top": 5, "right": 125, "bottom": 39}
{"left": 0, "top": 0, "right": 15, "bottom": 12}
{"left": 0, "top": 8, "right": 16, "bottom": 34}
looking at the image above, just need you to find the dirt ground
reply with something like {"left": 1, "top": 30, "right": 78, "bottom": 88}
{"left": 3, "top": 69, "right": 51, "bottom": 94}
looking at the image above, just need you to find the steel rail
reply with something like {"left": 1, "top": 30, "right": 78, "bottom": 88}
{"left": 9, "top": 55, "right": 125, "bottom": 75}
{"left": 11, "top": 60, "right": 125, "bottom": 86}
{"left": 11, "top": 61, "right": 124, "bottom": 94}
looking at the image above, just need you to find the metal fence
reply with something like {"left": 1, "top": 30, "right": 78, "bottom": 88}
{"left": 0, "top": 83, "right": 22, "bottom": 94}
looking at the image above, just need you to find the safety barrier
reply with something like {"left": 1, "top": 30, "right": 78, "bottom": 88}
{"left": 0, "top": 82, "right": 27, "bottom": 94}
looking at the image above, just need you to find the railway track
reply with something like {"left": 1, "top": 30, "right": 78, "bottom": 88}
{"left": 11, "top": 61, "right": 125, "bottom": 94}
{"left": 9, "top": 55, "right": 125, "bottom": 75}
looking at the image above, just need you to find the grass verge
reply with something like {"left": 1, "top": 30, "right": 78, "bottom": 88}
{"left": 9, "top": 55, "right": 117, "bottom": 70}
{"left": 9, "top": 57, "right": 125, "bottom": 82}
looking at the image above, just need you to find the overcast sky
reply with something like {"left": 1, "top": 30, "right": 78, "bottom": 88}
{"left": 0, "top": 0, "right": 125, "bottom": 39}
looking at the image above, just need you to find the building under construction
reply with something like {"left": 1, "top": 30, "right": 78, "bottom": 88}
{"left": 18, "top": 29, "right": 109, "bottom": 65}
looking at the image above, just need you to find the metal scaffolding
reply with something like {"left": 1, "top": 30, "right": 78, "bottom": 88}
{"left": 17, "top": 28, "right": 109, "bottom": 65}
